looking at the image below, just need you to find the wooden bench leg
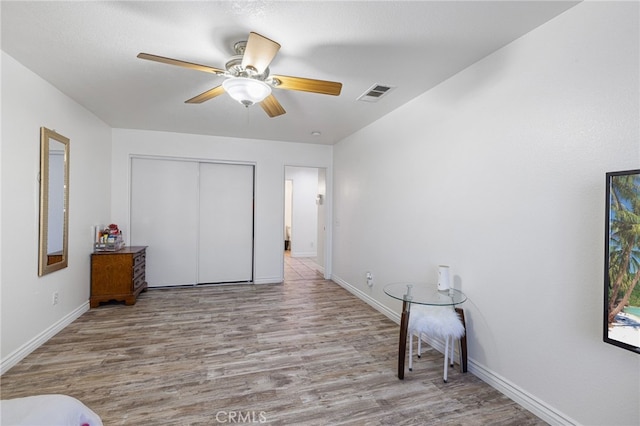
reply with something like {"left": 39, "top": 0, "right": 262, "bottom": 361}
{"left": 455, "top": 307, "right": 468, "bottom": 373}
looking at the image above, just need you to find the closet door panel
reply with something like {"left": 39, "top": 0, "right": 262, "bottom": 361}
{"left": 198, "top": 163, "right": 254, "bottom": 283}
{"left": 131, "top": 158, "right": 198, "bottom": 287}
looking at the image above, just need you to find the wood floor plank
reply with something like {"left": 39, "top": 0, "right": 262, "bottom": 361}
{"left": 1, "top": 258, "right": 546, "bottom": 425}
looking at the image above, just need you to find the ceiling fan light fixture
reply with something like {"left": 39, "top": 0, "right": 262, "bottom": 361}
{"left": 137, "top": 31, "right": 343, "bottom": 118}
{"left": 222, "top": 77, "right": 271, "bottom": 107}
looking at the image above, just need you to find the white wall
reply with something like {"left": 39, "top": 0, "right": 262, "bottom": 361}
{"left": 110, "top": 129, "right": 332, "bottom": 284}
{"left": 1, "top": 52, "right": 112, "bottom": 372}
{"left": 332, "top": 2, "right": 639, "bottom": 426}
{"left": 285, "top": 166, "right": 319, "bottom": 257}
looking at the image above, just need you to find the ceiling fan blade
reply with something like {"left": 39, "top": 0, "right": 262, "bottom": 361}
{"left": 185, "top": 85, "right": 226, "bottom": 103}
{"left": 260, "top": 94, "right": 286, "bottom": 118}
{"left": 271, "top": 75, "right": 342, "bottom": 96}
{"left": 241, "top": 32, "right": 281, "bottom": 74}
{"left": 137, "top": 53, "right": 225, "bottom": 75}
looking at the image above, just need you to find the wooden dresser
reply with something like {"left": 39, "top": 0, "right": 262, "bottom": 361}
{"left": 90, "top": 246, "right": 148, "bottom": 308}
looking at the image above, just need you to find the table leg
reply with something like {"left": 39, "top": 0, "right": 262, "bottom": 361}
{"left": 455, "top": 307, "right": 468, "bottom": 373}
{"left": 398, "top": 299, "right": 410, "bottom": 379}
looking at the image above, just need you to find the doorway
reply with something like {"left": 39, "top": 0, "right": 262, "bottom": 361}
{"left": 284, "top": 166, "right": 326, "bottom": 281}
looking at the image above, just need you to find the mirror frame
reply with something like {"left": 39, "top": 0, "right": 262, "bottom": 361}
{"left": 38, "top": 127, "right": 70, "bottom": 276}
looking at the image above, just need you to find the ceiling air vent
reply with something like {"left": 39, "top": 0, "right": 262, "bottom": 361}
{"left": 357, "top": 84, "right": 395, "bottom": 103}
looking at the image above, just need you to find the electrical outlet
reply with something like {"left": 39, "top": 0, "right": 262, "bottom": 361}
{"left": 366, "top": 272, "right": 373, "bottom": 288}
{"left": 52, "top": 292, "right": 59, "bottom": 305}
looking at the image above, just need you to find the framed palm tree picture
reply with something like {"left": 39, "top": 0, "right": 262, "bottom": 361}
{"left": 604, "top": 169, "right": 640, "bottom": 354}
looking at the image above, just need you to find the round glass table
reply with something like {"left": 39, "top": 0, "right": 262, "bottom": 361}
{"left": 384, "top": 282, "right": 467, "bottom": 379}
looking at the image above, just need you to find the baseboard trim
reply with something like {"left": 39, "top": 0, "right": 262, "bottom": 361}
{"left": 330, "top": 274, "right": 577, "bottom": 426}
{"left": 468, "top": 360, "right": 578, "bottom": 425}
{"left": 331, "top": 274, "right": 398, "bottom": 323}
{"left": 1, "top": 302, "right": 89, "bottom": 376}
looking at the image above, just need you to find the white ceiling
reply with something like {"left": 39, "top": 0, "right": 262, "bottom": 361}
{"left": 1, "top": 1, "right": 579, "bottom": 145}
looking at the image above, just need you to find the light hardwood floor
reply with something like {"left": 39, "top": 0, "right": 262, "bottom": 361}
{"left": 1, "top": 256, "right": 546, "bottom": 425}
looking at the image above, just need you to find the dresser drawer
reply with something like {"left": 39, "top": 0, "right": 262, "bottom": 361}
{"left": 133, "top": 262, "right": 145, "bottom": 280}
{"left": 133, "top": 273, "right": 146, "bottom": 291}
{"left": 133, "top": 251, "right": 146, "bottom": 268}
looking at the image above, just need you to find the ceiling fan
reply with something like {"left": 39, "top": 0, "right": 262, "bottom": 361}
{"left": 137, "top": 32, "right": 342, "bottom": 118}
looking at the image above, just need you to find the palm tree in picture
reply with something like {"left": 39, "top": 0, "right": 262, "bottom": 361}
{"left": 607, "top": 173, "right": 640, "bottom": 325}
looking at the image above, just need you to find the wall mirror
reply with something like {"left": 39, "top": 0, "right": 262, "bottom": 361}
{"left": 38, "top": 127, "right": 69, "bottom": 276}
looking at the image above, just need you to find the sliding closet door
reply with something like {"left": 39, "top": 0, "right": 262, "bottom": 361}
{"left": 130, "top": 158, "right": 199, "bottom": 287}
{"left": 198, "top": 162, "right": 254, "bottom": 283}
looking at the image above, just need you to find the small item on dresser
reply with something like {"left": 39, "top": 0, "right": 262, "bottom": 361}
{"left": 94, "top": 223, "right": 124, "bottom": 252}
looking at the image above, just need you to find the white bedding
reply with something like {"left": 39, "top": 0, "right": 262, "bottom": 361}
{"left": 0, "top": 394, "right": 103, "bottom": 426}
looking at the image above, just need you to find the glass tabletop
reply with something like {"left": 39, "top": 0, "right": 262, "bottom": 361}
{"left": 384, "top": 282, "right": 467, "bottom": 306}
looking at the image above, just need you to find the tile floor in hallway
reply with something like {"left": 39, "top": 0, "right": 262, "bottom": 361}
{"left": 284, "top": 251, "right": 324, "bottom": 282}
